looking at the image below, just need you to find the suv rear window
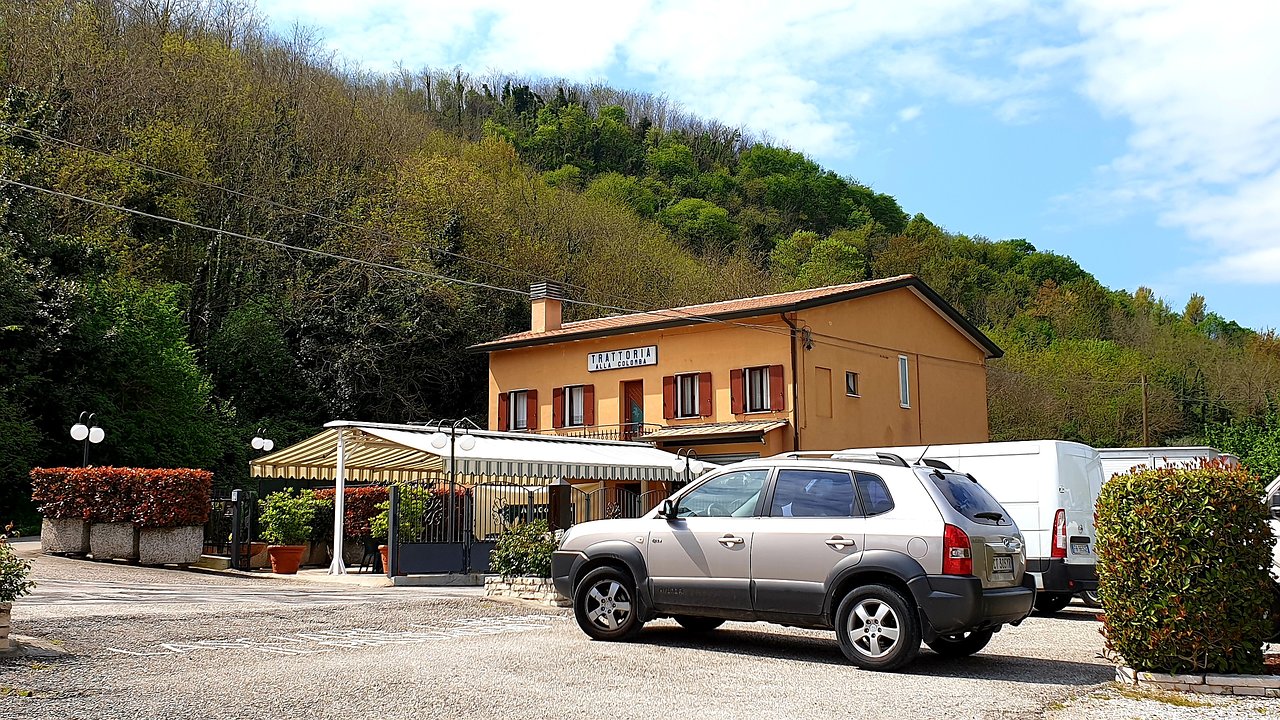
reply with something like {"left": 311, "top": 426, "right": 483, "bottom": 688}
{"left": 926, "top": 471, "right": 1012, "bottom": 526}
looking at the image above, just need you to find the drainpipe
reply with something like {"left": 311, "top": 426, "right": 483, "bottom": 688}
{"left": 780, "top": 313, "right": 802, "bottom": 451}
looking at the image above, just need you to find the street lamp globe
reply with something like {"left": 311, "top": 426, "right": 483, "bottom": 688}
{"left": 70, "top": 423, "right": 89, "bottom": 441}
{"left": 87, "top": 426, "right": 105, "bottom": 444}
{"left": 428, "top": 432, "right": 449, "bottom": 450}
{"left": 456, "top": 433, "right": 476, "bottom": 452}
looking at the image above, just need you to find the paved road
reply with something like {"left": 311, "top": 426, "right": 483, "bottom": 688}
{"left": 1, "top": 553, "right": 1272, "bottom": 719}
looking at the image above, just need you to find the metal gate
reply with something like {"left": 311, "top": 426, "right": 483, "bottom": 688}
{"left": 202, "top": 489, "right": 257, "bottom": 569}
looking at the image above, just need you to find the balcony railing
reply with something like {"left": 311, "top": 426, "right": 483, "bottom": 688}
{"left": 533, "top": 423, "right": 665, "bottom": 443}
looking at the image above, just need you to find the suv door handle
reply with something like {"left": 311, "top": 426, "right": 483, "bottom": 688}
{"left": 825, "top": 536, "right": 854, "bottom": 549}
{"left": 717, "top": 535, "right": 745, "bottom": 546}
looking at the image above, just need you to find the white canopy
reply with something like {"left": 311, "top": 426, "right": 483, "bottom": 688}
{"left": 248, "top": 420, "right": 716, "bottom": 575}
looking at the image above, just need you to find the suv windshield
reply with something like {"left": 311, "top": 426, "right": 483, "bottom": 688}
{"left": 925, "top": 471, "right": 1012, "bottom": 526}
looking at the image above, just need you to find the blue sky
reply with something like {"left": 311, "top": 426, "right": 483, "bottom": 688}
{"left": 257, "top": 0, "right": 1280, "bottom": 330}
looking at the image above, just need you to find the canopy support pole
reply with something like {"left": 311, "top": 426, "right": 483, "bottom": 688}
{"left": 328, "top": 428, "right": 348, "bottom": 575}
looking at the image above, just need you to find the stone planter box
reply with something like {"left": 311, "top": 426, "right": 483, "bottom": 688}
{"left": 41, "top": 518, "right": 90, "bottom": 554}
{"left": 137, "top": 525, "right": 203, "bottom": 566}
{"left": 90, "top": 522, "right": 138, "bottom": 561}
{"left": 0, "top": 602, "right": 11, "bottom": 651}
{"left": 484, "top": 576, "right": 570, "bottom": 608}
{"left": 1117, "top": 665, "right": 1280, "bottom": 697}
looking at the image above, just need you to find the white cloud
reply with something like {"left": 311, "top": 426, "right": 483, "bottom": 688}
{"left": 1059, "top": 0, "right": 1280, "bottom": 283}
{"left": 897, "top": 105, "right": 923, "bottom": 122}
{"left": 257, "top": 0, "right": 1037, "bottom": 157}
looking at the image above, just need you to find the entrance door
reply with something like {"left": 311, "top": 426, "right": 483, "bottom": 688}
{"left": 621, "top": 380, "right": 644, "bottom": 440}
{"left": 645, "top": 468, "right": 769, "bottom": 614}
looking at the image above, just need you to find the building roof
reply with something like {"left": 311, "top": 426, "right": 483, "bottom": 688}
{"left": 470, "top": 275, "right": 1003, "bottom": 358}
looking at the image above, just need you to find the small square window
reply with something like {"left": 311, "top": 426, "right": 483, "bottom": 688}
{"left": 846, "top": 371, "right": 860, "bottom": 397}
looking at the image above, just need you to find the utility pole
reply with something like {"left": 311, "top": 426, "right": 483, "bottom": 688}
{"left": 1140, "top": 374, "right": 1150, "bottom": 446}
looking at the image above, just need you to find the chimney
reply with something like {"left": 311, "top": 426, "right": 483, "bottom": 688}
{"left": 530, "top": 281, "right": 564, "bottom": 333}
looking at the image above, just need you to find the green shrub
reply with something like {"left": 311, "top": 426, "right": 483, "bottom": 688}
{"left": 489, "top": 520, "right": 555, "bottom": 577}
{"left": 1096, "top": 461, "right": 1273, "bottom": 674}
{"left": 258, "top": 491, "right": 317, "bottom": 546}
{"left": 0, "top": 537, "right": 34, "bottom": 603}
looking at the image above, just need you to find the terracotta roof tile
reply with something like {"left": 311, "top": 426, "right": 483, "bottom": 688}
{"left": 470, "top": 274, "right": 1003, "bottom": 357}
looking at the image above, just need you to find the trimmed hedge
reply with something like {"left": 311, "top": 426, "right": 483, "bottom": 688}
{"left": 313, "top": 486, "right": 388, "bottom": 539}
{"left": 489, "top": 519, "right": 555, "bottom": 577}
{"left": 30, "top": 467, "right": 212, "bottom": 528}
{"left": 1096, "top": 460, "right": 1273, "bottom": 674}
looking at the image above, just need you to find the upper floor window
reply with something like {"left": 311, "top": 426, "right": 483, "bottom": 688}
{"left": 509, "top": 389, "right": 529, "bottom": 430}
{"left": 898, "top": 355, "right": 911, "bottom": 408}
{"left": 565, "top": 385, "right": 585, "bottom": 427}
{"left": 745, "top": 366, "right": 771, "bottom": 413}
{"left": 676, "top": 373, "right": 700, "bottom": 418}
{"left": 846, "top": 371, "right": 860, "bottom": 398}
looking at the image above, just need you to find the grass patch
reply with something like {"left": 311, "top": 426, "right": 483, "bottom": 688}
{"left": 0, "top": 686, "right": 34, "bottom": 697}
{"left": 27, "top": 662, "right": 49, "bottom": 671}
{"left": 1111, "top": 685, "right": 1212, "bottom": 708}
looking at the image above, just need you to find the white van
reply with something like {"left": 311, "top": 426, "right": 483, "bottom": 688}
{"left": 1097, "top": 446, "right": 1239, "bottom": 482}
{"left": 848, "top": 441, "right": 1103, "bottom": 614}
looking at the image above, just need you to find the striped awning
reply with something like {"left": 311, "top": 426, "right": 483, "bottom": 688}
{"left": 250, "top": 422, "right": 714, "bottom": 485}
{"left": 639, "top": 420, "right": 788, "bottom": 443}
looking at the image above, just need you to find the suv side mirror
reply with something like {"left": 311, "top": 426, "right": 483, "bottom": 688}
{"left": 658, "top": 498, "right": 679, "bottom": 521}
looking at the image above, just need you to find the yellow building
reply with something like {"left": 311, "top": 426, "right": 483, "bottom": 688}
{"left": 470, "top": 275, "right": 1001, "bottom": 469}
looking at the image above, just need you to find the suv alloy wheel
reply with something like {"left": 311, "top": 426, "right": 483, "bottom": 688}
{"left": 573, "top": 566, "right": 645, "bottom": 641}
{"left": 834, "top": 584, "right": 921, "bottom": 671}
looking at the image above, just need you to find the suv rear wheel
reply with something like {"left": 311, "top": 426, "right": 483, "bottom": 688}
{"left": 574, "top": 566, "right": 644, "bottom": 641}
{"left": 673, "top": 616, "right": 725, "bottom": 632}
{"left": 835, "top": 584, "right": 920, "bottom": 671}
{"left": 925, "top": 628, "right": 994, "bottom": 657}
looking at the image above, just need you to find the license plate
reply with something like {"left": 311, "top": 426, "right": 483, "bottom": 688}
{"left": 992, "top": 555, "right": 1013, "bottom": 573}
{"left": 1071, "top": 543, "right": 1091, "bottom": 555}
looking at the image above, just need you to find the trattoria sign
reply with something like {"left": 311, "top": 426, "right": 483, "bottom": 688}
{"left": 588, "top": 345, "right": 658, "bottom": 372}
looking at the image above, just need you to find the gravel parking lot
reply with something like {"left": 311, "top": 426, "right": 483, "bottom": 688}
{"left": 2, "top": 552, "right": 1275, "bottom": 719}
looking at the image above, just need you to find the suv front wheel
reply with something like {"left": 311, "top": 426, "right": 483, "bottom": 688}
{"left": 573, "top": 566, "right": 645, "bottom": 641}
{"left": 835, "top": 584, "right": 921, "bottom": 671}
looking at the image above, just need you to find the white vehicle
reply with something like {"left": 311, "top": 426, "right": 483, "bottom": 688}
{"left": 1098, "top": 446, "right": 1239, "bottom": 482}
{"left": 848, "top": 441, "right": 1103, "bottom": 615}
{"left": 1266, "top": 474, "right": 1280, "bottom": 583}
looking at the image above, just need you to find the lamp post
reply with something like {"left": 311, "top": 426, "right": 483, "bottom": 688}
{"left": 70, "top": 412, "right": 105, "bottom": 467}
{"left": 250, "top": 428, "right": 275, "bottom": 453}
{"left": 427, "top": 418, "right": 479, "bottom": 543}
{"left": 670, "top": 448, "right": 706, "bottom": 491}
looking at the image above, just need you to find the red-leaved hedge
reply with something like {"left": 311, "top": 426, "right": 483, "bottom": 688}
{"left": 31, "top": 467, "right": 213, "bottom": 528}
{"left": 313, "top": 486, "right": 388, "bottom": 538}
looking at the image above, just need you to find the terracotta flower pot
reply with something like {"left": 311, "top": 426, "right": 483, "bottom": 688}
{"left": 267, "top": 545, "right": 306, "bottom": 574}
{"left": 379, "top": 545, "right": 390, "bottom": 575}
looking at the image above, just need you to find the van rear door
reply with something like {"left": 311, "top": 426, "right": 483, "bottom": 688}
{"left": 1058, "top": 445, "right": 1101, "bottom": 566}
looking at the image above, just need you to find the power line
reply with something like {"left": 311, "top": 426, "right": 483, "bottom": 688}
{"left": 0, "top": 121, "right": 814, "bottom": 344}
{"left": 0, "top": 121, "right": 630, "bottom": 307}
{"left": 0, "top": 176, "right": 806, "bottom": 343}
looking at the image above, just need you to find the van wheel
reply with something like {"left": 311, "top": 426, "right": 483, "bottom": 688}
{"left": 574, "top": 567, "right": 644, "bottom": 641}
{"left": 835, "top": 584, "right": 920, "bottom": 671}
{"left": 673, "top": 615, "right": 725, "bottom": 632}
{"left": 925, "top": 628, "right": 994, "bottom": 657}
{"left": 1078, "top": 590, "right": 1101, "bottom": 609}
{"left": 1034, "top": 592, "right": 1073, "bottom": 615}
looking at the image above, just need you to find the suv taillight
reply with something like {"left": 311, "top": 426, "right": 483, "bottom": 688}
{"left": 942, "top": 523, "right": 972, "bottom": 575}
{"left": 1050, "top": 508, "right": 1067, "bottom": 559}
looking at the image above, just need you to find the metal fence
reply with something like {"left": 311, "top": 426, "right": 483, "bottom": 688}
{"left": 202, "top": 490, "right": 257, "bottom": 568}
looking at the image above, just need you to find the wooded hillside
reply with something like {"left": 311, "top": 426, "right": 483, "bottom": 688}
{"left": 2, "top": 0, "right": 1278, "bottom": 529}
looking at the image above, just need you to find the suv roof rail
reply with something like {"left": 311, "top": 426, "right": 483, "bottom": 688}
{"left": 919, "top": 458, "right": 954, "bottom": 471}
{"left": 829, "top": 451, "right": 910, "bottom": 467}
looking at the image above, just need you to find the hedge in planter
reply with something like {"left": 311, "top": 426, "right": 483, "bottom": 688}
{"left": 1096, "top": 460, "right": 1273, "bottom": 674}
{"left": 489, "top": 520, "right": 555, "bottom": 578}
{"left": 134, "top": 469, "right": 213, "bottom": 565}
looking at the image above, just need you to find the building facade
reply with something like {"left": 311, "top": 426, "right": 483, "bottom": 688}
{"left": 471, "top": 275, "right": 1002, "bottom": 470}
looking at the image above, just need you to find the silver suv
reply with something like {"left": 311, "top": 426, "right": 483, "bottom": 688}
{"left": 552, "top": 452, "right": 1035, "bottom": 671}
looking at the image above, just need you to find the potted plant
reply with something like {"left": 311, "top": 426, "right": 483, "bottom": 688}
{"left": 258, "top": 491, "right": 315, "bottom": 574}
{"left": 0, "top": 536, "right": 35, "bottom": 650}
